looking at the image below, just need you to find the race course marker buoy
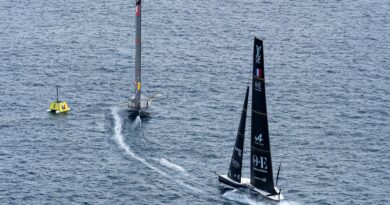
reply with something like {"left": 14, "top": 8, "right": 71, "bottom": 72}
{"left": 48, "top": 85, "right": 70, "bottom": 114}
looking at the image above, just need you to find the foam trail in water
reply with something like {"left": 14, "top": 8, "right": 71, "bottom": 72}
{"left": 223, "top": 189, "right": 302, "bottom": 205}
{"left": 223, "top": 190, "right": 265, "bottom": 205}
{"left": 112, "top": 107, "right": 167, "bottom": 177}
{"left": 159, "top": 158, "right": 188, "bottom": 175}
{"left": 111, "top": 107, "right": 202, "bottom": 193}
{"left": 278, "top": 201, "right": 303, "bottom": 205}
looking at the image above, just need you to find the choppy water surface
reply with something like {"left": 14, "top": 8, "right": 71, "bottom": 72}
{"left": 1, "top": 0, "right": 389, "bottom": 204}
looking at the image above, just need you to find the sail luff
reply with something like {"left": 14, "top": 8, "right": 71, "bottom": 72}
{"left": 227, "top": 86, "right": 249, "bottom": 183}
{"left": 250, "top": 37, "right": 277, "bottom": 194}
{"left": 134, "top": 0, "right": 142, "bottom": 109}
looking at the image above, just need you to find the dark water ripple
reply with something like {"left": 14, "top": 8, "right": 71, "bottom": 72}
{"left": 1, "top": 0, "right": 389, "bottom": 204}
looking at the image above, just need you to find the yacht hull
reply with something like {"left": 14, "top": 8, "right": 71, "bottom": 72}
{"left": 218, "top": 175, "right": 284, "bottom": 201}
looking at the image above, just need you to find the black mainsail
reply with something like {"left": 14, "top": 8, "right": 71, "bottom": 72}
{"left": 250, "top": 37, "right": 277, "bottom": 195}
{"left": 128, "top": 0, "right": 152, "bottom": 118}
{"left": 227, "top": 86, "right": 249, "bottom": 183}
{"left": 218, "top": 37, "right": 283, "bottom": 201}
{"left": 133, "top": 0, "right": 142, "bottom": 110}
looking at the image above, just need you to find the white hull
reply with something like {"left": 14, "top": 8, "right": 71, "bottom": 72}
{"left": 219, "top": 175, "right": 284, "bottom": 201}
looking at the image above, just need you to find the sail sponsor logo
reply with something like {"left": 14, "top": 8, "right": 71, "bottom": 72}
{"left": 255, "top": 81, "right": 262, "bottom": 92}
{"left": 231, "top": 158, "right": 240, "bottom": 168}
{"left": 253, "top": 154, "right": 268, "bottom": 170}
{"left": 254, "top": 134, "right": 264, "bottom": 146}
{"left": 234, "top": 146, "right": 242, "bottom": 157}
{"left": 255, "top": 45, "right": 262, "bottom": 64}
{"left": 229, "top": 170, "right": 240, "bottom": 180}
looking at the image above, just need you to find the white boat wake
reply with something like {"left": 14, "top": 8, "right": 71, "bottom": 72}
{"left": 223, "top": 190, "right": 262, "bottom": 205}
{"left": 223, "top": 190, "right": 302, "bottom": 205}
{"left": 111, "top": 107, "right": 201, "bottom": 193}
{"left": 159, "top": 158, "right": 188, "bottom": 176}
{"left": 112, "top": 107, "right": 167, "bottom": 177}
{"left": 279, "top": 201, "right": 302, "bottom": 205}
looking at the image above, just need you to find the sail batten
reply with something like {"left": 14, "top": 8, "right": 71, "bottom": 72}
{"left": 252, "top": 146, "right": 271, "bottom": 153}
{"left": 227, "top": 86, "right": 249, "bottom": 183}
{"left": 252, "top": 109, "right": 267, "bottom": 116}
{"left": 250, "top": 37, "right": 277, "bottom": 195}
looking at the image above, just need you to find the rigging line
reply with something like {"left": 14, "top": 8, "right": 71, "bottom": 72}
{"left": 275, "top": 160, "right": 282, "bottom": 186}
{"left": 247, "top": 73, "right": 251, "bottom": 87}
{"left": 274, "top": 140, "right": 285, "bottom": 187}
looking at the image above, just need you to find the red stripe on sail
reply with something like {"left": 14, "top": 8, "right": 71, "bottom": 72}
{"left": 256, "top": 69, "right": 262, "bottom": 77}
{"left": 136, "top": 5, "right": 140, "bottom": 16}
{"left": 135, "top": 38, "right": 141, "bottom": 45}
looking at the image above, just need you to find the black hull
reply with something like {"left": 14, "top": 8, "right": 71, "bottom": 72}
{"left": 218, "top": 175, "right": 244, "bottom": 189}
{"left": 218, "top": 175, "right": 284, "bottom": 201}
{"left": 127, "top": 108, "right": 150, "bottom": 118}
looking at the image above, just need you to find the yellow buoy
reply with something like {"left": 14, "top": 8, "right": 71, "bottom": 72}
{"left": 48, "top": 85, "right": 70, "bottom": 113}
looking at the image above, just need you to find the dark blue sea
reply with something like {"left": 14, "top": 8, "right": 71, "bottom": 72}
{"left": 1, "top": 0, "right": 389, "bottom": 204}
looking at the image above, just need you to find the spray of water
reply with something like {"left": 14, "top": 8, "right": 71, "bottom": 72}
{"left": 278, "top": 201, "right": 302, "bottom": 205}
{"left": 131, "top": 115, "right": 142, "bottom": 129}
{"left": 111, "top": 107, "right": 202, "bottom": 193}
{"left": 223, "top": 189, "right": 302, "bottom": 205}
{"left": 223, "top": 190, "right": 265, "bottom": 205}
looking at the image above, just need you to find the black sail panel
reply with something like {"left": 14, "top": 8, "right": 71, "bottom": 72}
{"left": 227, "top": 86, "right": 249, "bottom": 183}
{"left": 134, "top": 0, "right": 142, "bottom": 109}
{"left": 250, "top": 37, "right": 277, "bottom": 194}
